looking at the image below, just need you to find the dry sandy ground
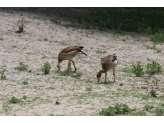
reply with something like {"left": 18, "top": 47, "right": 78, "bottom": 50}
{"left": 0, "top": 7, "right": 164, "bottom": 116}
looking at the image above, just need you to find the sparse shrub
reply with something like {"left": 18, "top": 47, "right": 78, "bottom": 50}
{"left": 151, "top": 30, "right": 164, "bottom": 44}
{"left": 146, "top": 61, "right": 162, "bottom": 75}
{"left": 115, "top": 104, "right": 132, "bottom": 115}
{"left": 0, "top": 37, "right": 4, "bottom": 40}
{"left": 0, "top": 69, "right": 7, "bottom": 80}
{"left": 155, "top": 108, "right": 164, "bottom": 116}
{"left": 44, "top": 38, "right": 48, "bottom": 41}
{"left": 150, "top": 90, "right": 157, "bottom": 98}
{"left": 41, "top": 62, "right": 51, "bottom": 74}
{"left": 144, "top": 105, "right": 154, "bottom": 111}
{"left": 23, "top": 95, "right": 27, "bottom": 100}
{"left": 99, "top": 103, "right": 132, "bottom": 116}
{"left": 86, "top": 87, "right": 92, "bottom": 91}
{"left": 152, "top": 77, "right": 160, "bottom": 85}
{"left": 146, "top": 45, "right": 156, "bottom": 50}
{"left": 22, "top": 80, "right": 28, "bottom": 85}
{"left": 157, "top": 49, "right": 161, "bottom": 53}
{"left": 17, "top": 18, "right": 27, "bottom": 32}
{"left": 59, "top": 66, "right": 82, "bottom": 78}
{"left": 146, "top": 45, "right": 162, "bottom": 53}
{"left": 14, "top": 62, "right": 28, "bottom": 71}
{"left": 51, "top": 16, "right": 61, "bottom": 24}
{"left": 71, "top": 72, "right": 82, "bottom": 78}
{"left": 99, "top": 106, "right": 116, "bottom": 116}
{"left": 60, "top": 66, "right": 72, "bottom": 76}
{"left": 132, "top": 110, "right": 146, "bottom": 116}
{"left": 132, "top": 61, "right": 144, "bottom": 77}
{"left": 9, "top": 97, "right": 22, "bottom": 104}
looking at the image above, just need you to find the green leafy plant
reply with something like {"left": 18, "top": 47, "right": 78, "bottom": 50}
{"left": 0, "top": 69, "right": 7, "bottom": 80}
{"left": 9, "top": 97, "right": 22, "bottom": 104}
{"left": 152, "top": 77, "right": 160, "bottom": 85}
{"left": 144, "top": 105, "right": 154, "bottom": 111}
{"left": 146, "top": 45, "right": 162, "bottom": 53}
{"left": 17, "top": 18, "right": 27, "bottom": 32}
{"left": 71, "top": 72, "right": 82, "bottom": 78}
{"left": 14, "top": 62, "right": 28, "bottom": 71}
{"left": 51, "top": 16, "right": 61, "bottom": 24}
{"left": 23, "top": 95, "right": 27, "bottom": 100}
{"left": 151, "top": 30, "right": 164, "bottom": 44}
{"left": 146, "top": 61, "right": 162, "bottom": 75}
{"left": 132, "top": 61, "right": 144, "bottom": 77}
{"left": 59, "top": 66, "right": 82, "bottom": 78}
{"left": 2, "top": 103, "right": 11, "bottom": 112}
{"left": 99, "top": 106, "right": 116, "bottom": 116}
{"left": 22, "top": 80, "right": 28, "bottom": 85}
{"left": 41, "top": 62, "right": 51, "bottom": 74}
{"left": 44, "top": 38, "right": 48, "bottom": 41}
{"left": 155, "top": 108, "right": 164, "bottom": 116}
{"left": 132, "top": 110, "right": 146, "bottom": 116}
{"left": 99, "top": 103, "right": 132, "bottom": 116}
{"left": 157, "top": 49, "right": 161, "bottom": 53}
{"left": 150, "top": 90, "right": 157, "bottom": 98}
{"left": 146, "top": 45, "right": 156, "bottom": 50}
{"left": 86, "top": 87, "right": 92, "bottom": 91}
{"left": 60, "top": 66, "right": 72, "bottom": 76}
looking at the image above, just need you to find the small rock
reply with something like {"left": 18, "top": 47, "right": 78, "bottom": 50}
{"left": 28, "top": 70, "right": 32, "bottom": 73}
{"left": 120, "top": 83, "right": 123, "bottom": 86}
{"left": 141, "top": 86, "right": 148, "bottom": 89}
{"left": 144, "top": 80, "right": 148, "bottom": 82}
{"left": 56, "top": 101, "right": 60, "bottom": 105}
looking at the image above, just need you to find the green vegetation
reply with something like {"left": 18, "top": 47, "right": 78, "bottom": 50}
{"left": 58, "top": 8, "right": 164, "bottom": 33}
{"left": 146, "top": 61, "right": 162, "bottom": 75}
{"left": 2, "top": 103, "right": 11, "bottom": 112}
{"left": 99, "top": 103, "right": 132, "bottom": 116}
{"left": 17, "top": 18, "right": 27, "bottom": 32}
{"left": 0, "top": 37, "right": 4, "bottom": 40}
{"left": 144, "top": 105, "right": 154, "bottom": 111}
{"left": 95, "top": 50, "right": 107, "bottom": 54}
{"left": 132, "top": 110, "right": 146, "bottom": 116}
{"left": 152, "top": 77, "right": 160, "bottom": 85}
{"left": 86, "top": 87, "right": 92, "bottom": 91}
{"left": 50, "top": 16, "right": 61, "bottom": 24}
{"left": 150, "top": 90, "right": 157, "bottom": 98}
{"left": 22, "top": 80, "right": 28, "bottom": 85}
{"left": 131, "top": 61, "right": 162, "bottom": 77}
{"left": 151, "top": 30, "right": 164, "bottom": 44}
{"left": 54, "top": 8, "right": 164, "bottom": 44}
{"left": 155, "top": 108, "right": 164, "bottom": 116}
{"left": 145, "top": 45, "right": 156, "bottom": 50}
{"left": 22, "top": 95, "right": 27, "bottom": 100}
{"left": 44, "top": 38, "right": 48, "bottom": 41}
{"left": 59, "top": 66, "right": 82, "bottom": 78}
{"left": 41, "top": 62, "right": 51, "bottom": 74}
{"left": 146, "top": 45, "right": 162, "bottom": 53}
{"left": 0, "top": 69, "right": 7, "bottom": 80}
{"left": 9, "top": 97, "right": 22, "bottom": 104}
{"left": 14, "top": 62, "right": 28, "bottom": 71}
{"left": 132, "top": 61, "right": 144, "bottom": 77}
